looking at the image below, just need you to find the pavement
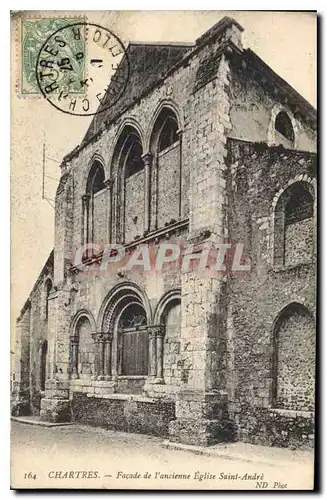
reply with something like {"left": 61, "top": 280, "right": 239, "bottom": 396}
{"left": 10, "top": 419, "right": 314, "bottom": 490}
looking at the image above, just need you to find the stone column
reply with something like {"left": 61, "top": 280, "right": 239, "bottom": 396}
{"left": 69, "top": 336, "right": 79, "bottom": 379}
{"left": 142, "top": 153, "right": 153, "bottom": 234}
{"left": 177, "top": 129, "right": 183, "bottom": 219}
{"left": 155, "top": 325, "right": 165, "bottom": 382}
{"left": 98, "top": 336, "right": 105, "bottom": 379}
{"left": 104, "top": 179, "right": 114, "bottom": 242}
{"left": 168, "top": 49, "right": 236, "bottom": 447}
{"left": 82, "top": 194, "right": 90, "bottom": 246}
{"left": 148, "top": 328, "right": 157, "bottom": 378}
{"left": 103, "top": 332, "right": 113, "bottom": 379}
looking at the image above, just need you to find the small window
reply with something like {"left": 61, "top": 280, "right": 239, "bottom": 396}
{"left": 275, "top": 111, "right": 295, "bottom": 146}
{"left": 158, "top": 116, "right": 179, "bottom": 152}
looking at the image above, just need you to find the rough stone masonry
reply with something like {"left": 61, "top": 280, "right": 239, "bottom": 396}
{"left": 12, "top": 17, "right": 317, "bottom": 449}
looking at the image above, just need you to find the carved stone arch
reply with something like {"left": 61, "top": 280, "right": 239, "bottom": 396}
{"left": 267, "top": 103, "right": 299, "bottom": 148}
{"left": 70, "top": 309, "right": 97, "bottom": 338}
{"left": 108, "top": 117, "right": 145, "bottom": 178}
{"left": 84, "top": 153, "right": 107, "bottom": 187}
{"left": 145, "top": 99, "right": 183, "bottom": 153}
{"left": 98, "top": 282, "right": 151, "bottom": 378}
{"left": 153, "top": 288, "right": 181, "bottom": 325}
{"left": 85, "top": 154, "right": 106, "bottom": 195}
{"left": 97, "top": 282, "right": 152, "bottom": 332}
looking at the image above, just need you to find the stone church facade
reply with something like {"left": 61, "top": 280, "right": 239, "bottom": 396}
{"left": 12, "top": 17, "right": 317, "bottom": 448}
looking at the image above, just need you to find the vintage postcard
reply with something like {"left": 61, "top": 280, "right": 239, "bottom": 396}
{"left": 10, "top": 10, "right": 317, "bottom": 490}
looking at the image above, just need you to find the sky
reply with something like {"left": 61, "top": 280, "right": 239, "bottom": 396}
{"left": 11, "top": 11, "right": 317, "bottom": 327}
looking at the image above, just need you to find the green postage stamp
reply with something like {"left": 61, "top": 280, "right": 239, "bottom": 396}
{"left": 20, "top": 17, "right": 85, "bottom": 95}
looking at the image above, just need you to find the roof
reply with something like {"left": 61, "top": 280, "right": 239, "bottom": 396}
{"left": 64, "top": 16, "right": 316, "bottom": 160}
{"left": 82, "top": 42, "right": 194, "bottom": 144}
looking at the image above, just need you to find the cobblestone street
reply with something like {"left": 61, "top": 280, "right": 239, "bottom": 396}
{"left": 11, "top": 421, "right": 314, "bottom": 490}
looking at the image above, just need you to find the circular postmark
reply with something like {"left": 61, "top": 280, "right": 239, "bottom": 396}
{"left": 36, "top": 22, "right": 130, "bottom": 116}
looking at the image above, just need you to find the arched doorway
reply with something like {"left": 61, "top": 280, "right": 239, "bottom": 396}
{"left": 117, "top": 302, "right": 148, "bottom": 376}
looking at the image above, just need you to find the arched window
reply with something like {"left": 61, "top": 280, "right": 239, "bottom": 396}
{"left": 274, "top": 111, "right": 295, "bottom": 148}
{"left": 83, "top": 159, "right": 106, "bottom": 250}
{"left": 150, "top": 107, "right": 182, "bottom": 228}
{"left": 158, "top": 115, "right": 179, "bottom": 152}
{"left": 101, "top": 285, "right": 150, "bottom": 381}
{"left": 44, "top": 278, "right": 52, "bottom": 321}
{"left": 86, "top": 160, "right": 105, "bottom": 195}
{"left": 272, "top": 303, "right": 315, "bottom": 411}
{"left": 273, "top": 182, "right": 314, "bottom": 267}
{"left": 125, "top": 139, "right": 144, "bottom": 178}
{"left": 114, "top": 127, "right": 145, "bottom": 243}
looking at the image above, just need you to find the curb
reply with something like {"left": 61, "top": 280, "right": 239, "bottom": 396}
{"left": 11, "top": 417, "right": 74, "bottom": 428}
{"left": 162, "top": 440, "right": 312, "bottom": 467}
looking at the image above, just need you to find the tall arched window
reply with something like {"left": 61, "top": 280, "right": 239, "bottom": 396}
{"left": 273, "top": 181, "right": 314, "bottom": 267}
{"left": 272, "top": 303, "right": 315, "bottom": 411}
{"left": 114, "top": 126, "right": 145, "bottom": 243}
{"left": 150, "top": 107, "right": 182, "bottom": 228}
{"left": 44, "top": 278, "right": 52, "bottom": 321}
{"left": 86, "top": 160, "right": 105, "bottom": 195}
{"left": 274, "top": 111, "right": 295, "bottom": 148}
{"left": 158, "top": 115, "right": 179, "bottom": 152}
{"left": 83, "top": 160, "right": 106, "bottom": 250}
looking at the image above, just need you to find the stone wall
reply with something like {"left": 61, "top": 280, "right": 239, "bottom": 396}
{"left": 226, "top": 139, "right": 316, "bottom": 447}
{"left": 157, "top": 143, "right": 180, "bottom": 227}
{"left": 229, "top": 57, "right": 317, "bottom": 153}
{"left": 71, "top": 392, "right": 175, "bottom": 437}
{"left": 125, "top": 170, "right": 145, "bottom": 242}
{"left": 76, "top": 316, "right": 95, "bottom": 379}
{"left": 284, "top": 218, "right": 314, "bottom": 266}
{"left": 274, "top": 305, "right": 315, "bottom": 412}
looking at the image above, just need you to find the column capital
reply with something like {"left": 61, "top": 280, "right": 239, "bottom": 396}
{"left": 92, "top": 331, "right": 113, "bottom": 343}
{"left": 141, "top": 152, "right": 153, "bottom": 164}
{"left": 82, "top": 193, "right": 90, "bottom": 202}
{"left": 69, "top": 335, "right": 79, "bottom": 345}
{"left": 104, "top": 178, "right": 114, "bottom": 189}
{"left": 148, "top": 324, "right": 165, "bottom": 338}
